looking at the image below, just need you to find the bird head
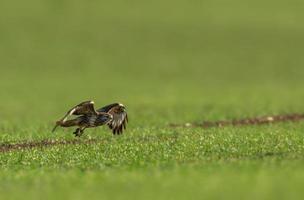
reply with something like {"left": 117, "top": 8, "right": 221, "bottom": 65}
{"left": 118, "top": 103, "right": 126, "bottom": 112}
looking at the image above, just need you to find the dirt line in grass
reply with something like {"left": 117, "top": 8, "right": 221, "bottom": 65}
{"left": 170, "top": 113, "right": 304, "bottom": 128}
{"left": 0, "top": 138, "right": 100, "bottom": 153}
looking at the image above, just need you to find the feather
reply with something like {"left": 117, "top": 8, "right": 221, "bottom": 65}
{"left": 53, "top": 101, "right": 128, "bottom": 136}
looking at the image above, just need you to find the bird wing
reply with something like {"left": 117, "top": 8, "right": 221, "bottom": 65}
{"left": 108, "top": 111, "right": 128, "bottom": 135}
{"left": 59, "top": 100, "right": 97, "bottom": 122}
{"left": 97, "top": 103, "right": 128, "bottom": 135}
{"left": 97, "top": 103, "right": 120, "bottom": 113}
{"left": 52, "top": 101, "right": 97, "bottom": 132}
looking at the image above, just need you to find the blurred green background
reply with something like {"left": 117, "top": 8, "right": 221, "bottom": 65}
{"left": 0, "top": 0, "right": 304, "bottom": 199}
{"left": 1, "top": 0, "right": 303, "bottom": 123}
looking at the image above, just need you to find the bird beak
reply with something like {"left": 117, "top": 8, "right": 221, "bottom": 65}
{"left": 52, "top": 124, "right": 59, "bottom": 133}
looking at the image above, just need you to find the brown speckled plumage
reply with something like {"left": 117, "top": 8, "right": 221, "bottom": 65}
{"left": 52, "top": 101, "right": 128, "bottom": 137}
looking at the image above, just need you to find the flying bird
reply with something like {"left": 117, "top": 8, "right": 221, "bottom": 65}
{"left": 52, "top": 101, "right": 128, "bottom": 137}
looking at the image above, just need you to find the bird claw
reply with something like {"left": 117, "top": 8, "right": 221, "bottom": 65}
{"left": 73, "top": 132, "right": 81, "bottom": 137}
{"left": 73, "top": 128, "right": 84, "bottom": 137}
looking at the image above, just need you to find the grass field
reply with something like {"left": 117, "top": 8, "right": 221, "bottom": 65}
{"left": 1, "top": 0, "right": 304, "bottom": 199}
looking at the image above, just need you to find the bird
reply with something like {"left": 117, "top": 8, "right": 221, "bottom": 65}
{"left": 52, "top": 101, "right": 128, "bottom": 137}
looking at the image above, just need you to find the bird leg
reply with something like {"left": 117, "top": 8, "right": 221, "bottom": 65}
{"left": 73, "top": 128, "right": 81, "bottom": 137}
{"left": 73, "top": 127, "right": 86, "bottom": 137}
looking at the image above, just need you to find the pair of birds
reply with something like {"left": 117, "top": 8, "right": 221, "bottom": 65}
{"left": 53, "top": 101, "right": 128, "bottom": 137}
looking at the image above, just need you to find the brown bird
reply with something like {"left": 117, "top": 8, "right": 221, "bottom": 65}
{"left": 52, "top": 101, "right": 128, "bottom": 137}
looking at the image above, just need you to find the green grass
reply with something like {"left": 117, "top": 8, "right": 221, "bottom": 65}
{"left": 0, "top": 0, "right": 304, "bottom": 199}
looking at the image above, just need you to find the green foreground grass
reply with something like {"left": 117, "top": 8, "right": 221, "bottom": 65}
{"left": 0, "top": 0, "right": 304, "bottom": 199}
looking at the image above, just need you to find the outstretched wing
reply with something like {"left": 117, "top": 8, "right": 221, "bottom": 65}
{"left": 52, "top": 101, "right": 97, "bottom": 132}
{"left": 97, "top": 103, "right": 128, "bottom": 135}
{"left": 108, "top": 111, "right": 128, "bottom": 135}
{"left": 97, "top": 103, "right": 120, "bottom": 113}
{"left": 62, "top": 100, "right": 97, "bottom": 119}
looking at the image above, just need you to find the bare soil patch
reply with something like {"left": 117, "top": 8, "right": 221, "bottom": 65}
{"left": 170, "top": 113, "right": 304, "bottom": 128}
{"left": 0, "top": 138, "right": 99, "bottom": 153}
